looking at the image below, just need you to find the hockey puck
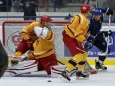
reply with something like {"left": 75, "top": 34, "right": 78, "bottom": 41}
{"left": 47, "top": 80, "right": 51, "bottom": 82}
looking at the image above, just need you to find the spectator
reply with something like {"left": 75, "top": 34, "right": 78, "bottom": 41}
{"left": 40, "top": 0, "right": 48, "bottom": 11}
{"left": 13, "top": 0, "right": 21, "bottom": 12}
{"left": 0, "top": 0, "right": 12, "bottom": 12}
{"left": 19, "top": 0, "right": 41, "bottom": 20}
{"left": 84, "top": 0, "right": 97, "bottom": 12}
{"left": 0, "top": 0, "right": 3, "bottom": 12}
{"left": 55, "top": 0, "right": 63, "bottom": 9}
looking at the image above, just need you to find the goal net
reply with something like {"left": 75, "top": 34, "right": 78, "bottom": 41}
{"left": 2, "top": 20, "right": 98, "bottom": 76}
{"left": 2, "top": 20, "right": 70, "bottom": 60}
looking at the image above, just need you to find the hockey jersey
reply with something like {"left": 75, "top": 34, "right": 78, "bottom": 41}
{"left": 33, "top": 29, "right": 55, "bottom": 59}
{"left": 64, "top": 14, "right": 89, "bottom": 42}
{"left": 88, "top": 8, "right": 106, "bottom": 39}
{"left": 20, "top": 22, "right": 55, "bottom": 59}
{"left": 20, "top": 22, "right": 42, "bottom": 41}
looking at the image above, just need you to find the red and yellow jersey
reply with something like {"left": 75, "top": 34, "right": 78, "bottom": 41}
{"left": 20, "top": 22, "right": 43, "bottom": 41}
{"left": 32, "top": 30, "right": 56, "bottom": 59}
{"left": 64, "top": 14, "right": 89, "bottom": 42}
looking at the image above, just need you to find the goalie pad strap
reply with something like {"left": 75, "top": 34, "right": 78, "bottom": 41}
{"left": 78, "top": 61, "right": 85, "bottom": 65}
{"left": 68, "top": 59, "right": 77, "bottom": 67}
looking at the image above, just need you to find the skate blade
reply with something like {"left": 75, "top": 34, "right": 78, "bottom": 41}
{"left": 76, "top": 77, "right": 89, "bottom": 80}
{"left": 96, "top": 69, "right": 107, "bottom": 72}
{"left": 58, "top": 75, "right": 70, "bottom": 82}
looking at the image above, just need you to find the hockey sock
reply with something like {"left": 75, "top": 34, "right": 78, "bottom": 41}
{"left": 14, "top": 51, "right": 23, "bottom": 56}
{"left": 77, "top": 52, "right": 88, "bottom": 71}
{"left": 83, "top": 52, "right": 88, "bottom": 60}
{"left": 66, "top": 58, "right": 77, "bottom": 72}
{"left": 73, "top": 53, "right": 85, "bottom": 71}
{"left": 98, "top": 56, "right": 106, "bottom": 64}
{"left": 77, "top": 61, "right": 86, "bottom": 71}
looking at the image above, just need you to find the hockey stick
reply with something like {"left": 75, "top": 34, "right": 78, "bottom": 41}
{"left": 99, "top": 15, "right": 111, "bottom": 56}
{"left": 57, "top": 60, "right": 65, "bottom": 65}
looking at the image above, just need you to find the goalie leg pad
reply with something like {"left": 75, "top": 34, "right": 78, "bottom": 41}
{"left": 4, "top": 60, "right": 37, "bottom": 77}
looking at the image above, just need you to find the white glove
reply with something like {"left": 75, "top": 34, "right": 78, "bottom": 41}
{"left": 34, "top": 26, "right": 48, "bottom": 38}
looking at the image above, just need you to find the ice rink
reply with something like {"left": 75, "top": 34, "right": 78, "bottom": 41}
{"left": 0, "top": 66, "right": 115, "bottom": 86}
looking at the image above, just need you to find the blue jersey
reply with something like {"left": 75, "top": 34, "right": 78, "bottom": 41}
{"left": 88, "top": 17, "right": 103, "bottom": 36}
{"left": 88, "top": 8, "right": 106, "bottom": 38}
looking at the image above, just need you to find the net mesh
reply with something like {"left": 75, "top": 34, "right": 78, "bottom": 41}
{"left": 2, "top": 20, "right": 70, "bottom": 58}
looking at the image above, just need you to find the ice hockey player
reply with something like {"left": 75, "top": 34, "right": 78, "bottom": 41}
{"left": 10, "top": 15, "right": 58, "bottom": 75}
{"left": 87, "top": 8, "right": 113, "bottom": 70}
{"left": 10, "top": 15, "right": 52, "bottom": 65}
{"left": 59, "top": 4, "right": 95, "bottom": 82}
{"left": 0, "top": 41, "right": 8, "bottom": 78}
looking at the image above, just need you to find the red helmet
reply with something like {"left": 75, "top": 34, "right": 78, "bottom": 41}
{"left": 80, "top": 4, "right": 90, "bottom": 13}
{"left": 40, "top": 15, "right": 52, "bottom": 22}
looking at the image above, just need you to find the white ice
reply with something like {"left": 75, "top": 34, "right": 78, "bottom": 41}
{"left": 0, "top": 66, "right": 115, "bottom": 86}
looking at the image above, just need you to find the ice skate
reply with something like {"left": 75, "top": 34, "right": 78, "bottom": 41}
{"left": 95, "top": 60, "right": 107, "bottom": 70}
{"left": 76, "top": 71, "right": 89, "bottom": 80}
{"left": 58, "top": 71, "right": 71, "bottom": 82}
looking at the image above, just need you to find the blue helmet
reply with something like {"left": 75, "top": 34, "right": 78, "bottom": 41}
{"left": 93, "top": 8, "right": 102, "bottom": 15}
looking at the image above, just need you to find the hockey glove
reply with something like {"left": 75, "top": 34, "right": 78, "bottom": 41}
{"left": 82, "top": 41, "right": 93, "bottom": 51}
{"left": 105, "top": 7, "right": 113, "bottom": 16}
{"left": 103, "top": 30, "right": 112, "bottom": 37}
{"left": 87, "top": 35, "right": 95, "bottom": 43}
{"left": 34, "top": 26, "right": 48, "bottom": 38}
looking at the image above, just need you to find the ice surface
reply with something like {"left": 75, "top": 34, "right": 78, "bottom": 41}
{"left": 0, "top": 66, "right": 115, "bottom": 86}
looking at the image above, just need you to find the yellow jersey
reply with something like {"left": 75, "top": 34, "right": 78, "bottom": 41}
{"left": 64, "top": 14, "right": 89, "bottom": 42}
{"left": 20, "top": 22, "right": 43, "bottom": 41}
{"left": 33, "top": 29, "right": 55, "bottom": 59}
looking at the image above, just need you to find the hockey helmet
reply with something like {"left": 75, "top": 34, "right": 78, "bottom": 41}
{"left": 40, "top": 15, "right": 52, "bottom": 22}
{"left": 80, "top": 4, "right": 90, "bottom": 13}
{"left": 93, "top": 8, "right": 102, "bottom": 16}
